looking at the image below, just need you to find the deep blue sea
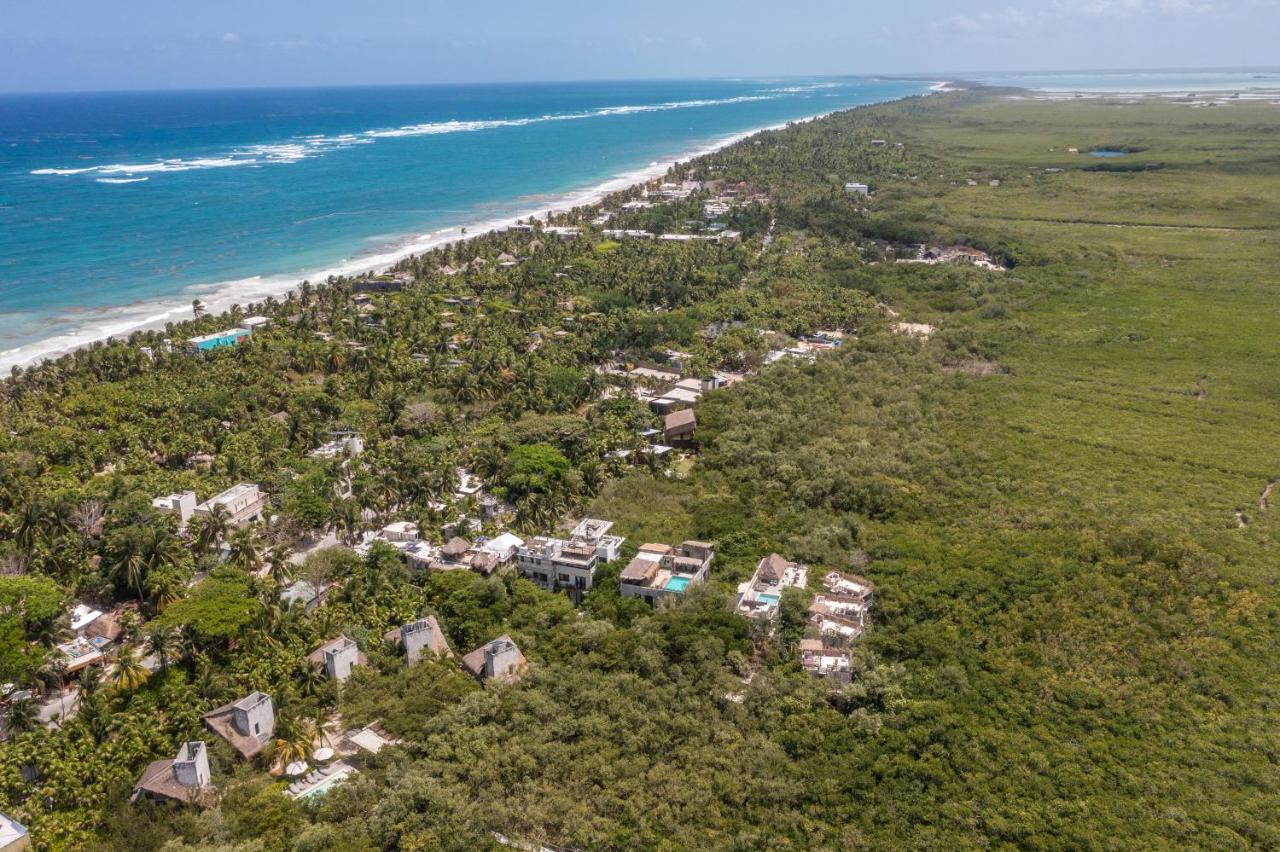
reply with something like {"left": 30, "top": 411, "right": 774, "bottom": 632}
{"left": 0, "top": 77, "right": 928, "bottom": 368}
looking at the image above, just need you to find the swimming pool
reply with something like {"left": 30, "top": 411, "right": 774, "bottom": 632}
{"left": 759, "top": 593, "right": 780, "bottom": 605}
{"left": 297, "top": 767, "right": 357, "bottom": 800}
{"left": 664, "top": 576, "right": 691, "bottom": 593}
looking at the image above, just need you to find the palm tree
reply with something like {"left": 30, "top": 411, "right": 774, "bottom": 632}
{"left": 266, "top": 545, "right": 293, "bottom": 588}
{"left": 296, "top": 660, "right": 325, "bottom": 699}
{"left": 227, "top": 525, "right": 263, "bottom": 573}
{"left": 144, "top": 626, "right": 177, "bottom": 675}
{"left": 5, "top": 697, "right": 39, "bottom": 735}
{"left": 111, "top": 646, "right": 150, "bottom": 693}
{"left": 272, "top": 715, "right": 312, "bottom": 767}
{"left": 331, "top": 499, "right": 362, "bottom": 546}
{"left": 192, "top": 504, "right": 231, "bottom": 554}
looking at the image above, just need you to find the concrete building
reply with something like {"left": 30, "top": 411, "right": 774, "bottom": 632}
{"left": 461, "top": 635, "right": 527, "bottom": 684}
{"left": 202, "top": 691, "right": 275, "bottom": 759}
{"left": 194, "top": 483, "right": 267, "bottom": 527}
{"left": 619, "top": 540, "right": 716, "bottom": 607}
{"left": 152, "top": 490, "right": 197, "bottom": 529}
{"left": 799, "top": 639, "right": 853, "bottom": 684}
{"left": 736, "top": 554, "right": 809, "bottom": 624}
{"left": 0, "top": 812, "right": 28, "bottom": 851}
{"left": 308, "top": 635, "right": 365, "bottom": 682}
{"left": 569, "top": 518, "right": 625, "bottom": 563}
{"left": 308, "top": 433, "right": 364, "bottom": 460}
{"left": 397, "top": 616, "right": 452, "bottom": 663}
{"left": 516, "top": 536, "right": 599, "bottom": 604}
{"left": 132, "top": 741, "right": 214, "bottom": 805}
{"left": 844, "top": 182, "right": 870, "bottom": 196}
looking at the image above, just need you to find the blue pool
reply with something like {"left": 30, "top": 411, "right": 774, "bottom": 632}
{"left": 665, "top": 576, "right": 691, "bottom": 593}
{"left": 759, "top": 593, "right": 780, "bottom": 605}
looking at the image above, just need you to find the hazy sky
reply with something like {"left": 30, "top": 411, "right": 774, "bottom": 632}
{"left": 3, "top": 0, "right": 1277, "bottom": 93}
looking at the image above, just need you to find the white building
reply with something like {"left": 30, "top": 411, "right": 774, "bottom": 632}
{"left": 736, "top": 553, "right": 808, "bottom": 623}
{"left": 619, "top": 540, "right": 715, "bottom": 606}
{"left": 131, "top": 740, "right": 213, "bottom": 805}
{"left": 462, "top": 635, "right": 527, "bottom": 684}
{"left": 308, "top": 433, "right": 364, "bottom": 459}
{"left": 569, "top": 518, "right": 625, "bottom": 562}
{"left": 844, "top": 182, "right": 870, "bottom": 196}
{"left": 309, "top": 635, "right": 364, "bottom": 682}
{"left": 0, "top": 812, "right": 28, "bottom": 851}
{"left": 202, "top": 691, "right": 275, "bottom": 759}
{"left": 516, "top": 536, "right": 600, "bottom": 604}
{"left": 400, "top": 616, "right": 452, "bottom": 664}
{"left": 152, "top": 490, "right": 198, "bottom": 529}
{"left": 194, "top": 483, "right": 267, "bottom": 527}
{"left": 481, "top": 532, "right": 525, "bottom": 563}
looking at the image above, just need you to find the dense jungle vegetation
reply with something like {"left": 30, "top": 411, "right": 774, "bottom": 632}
{"left": 0, "top": 88, "right": 1278, "bottom": 849}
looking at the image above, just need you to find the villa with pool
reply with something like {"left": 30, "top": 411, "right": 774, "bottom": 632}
{"left": 619, "top": 540, "right": 715, "bottom": 607}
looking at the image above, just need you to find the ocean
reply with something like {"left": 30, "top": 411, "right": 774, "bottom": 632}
{"left": 0, "top": 77, "right": 928, "bottom": 369}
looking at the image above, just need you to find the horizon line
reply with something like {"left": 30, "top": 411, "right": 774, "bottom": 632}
{"left": 2, "top": 65, "right": 1277, "bottom": 98}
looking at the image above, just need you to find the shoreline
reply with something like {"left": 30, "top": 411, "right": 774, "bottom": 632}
{"left": 0, "top": 87, "right": 938, "bottom": 372}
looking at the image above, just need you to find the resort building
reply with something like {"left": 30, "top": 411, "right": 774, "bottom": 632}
{"left": 307, "top": 432, "right": 364, "bottom": 460}
{"left": 202, "top": 691, "right": 275, "bottom": 759}
{"left": 480, "top": 531, "right": 525, "bottom": 563}
{"left": 188, "top": 327, "right": 251, "bottom": 352}
{"left": 619, "top": 540, "right": 716, "bottom": 607}
{"left": 391, "top": 616, "right": 453, "bottom": 664}
{"left": 0, "top": 812, "right": 28, "bottom": 851}
{"left": 308, "top": 636, "right": 365, "bottom": 682}
{"left": 736, "top": 553, "right": 809, "bottom": 623}
{"left": 131, "top": 741, "right": 215, "bottom": 806}
{"left": 808, "top": 571, "right": 875, "bottom": 642}
{"left": 57, "top": 636, "right": 104, "bottom": 674}
{"left": 799, "top": 640, "right": 854, "bottom": 684}
{"left": 462, "top": 635, "right": 528, "bottom": 684}
{"left": 515, "top": 519, "right": 623, "bottom": 603}
{"left": 663, "top": 408, "right": 696, "bottom": 445}
{"left": 569, "top": 518, "right": 625, "bottom": 562}
{"left": 194, "top": 483, "right": 268, "bottom": 527}
{"left": 516, "top": 536, "right": 599, "bottom": 604}
{"left": 152, "top": 490, "right": 197, "bottom": 529}
{"left": 648, "top": 377, "right": 705, "bottom": 414}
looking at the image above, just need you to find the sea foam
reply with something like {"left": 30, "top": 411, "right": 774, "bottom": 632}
{"left": 30, "top": 92, "right": 793, "bottom": 178}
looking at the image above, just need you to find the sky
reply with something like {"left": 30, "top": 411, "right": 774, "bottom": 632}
{"left": 2, "top": 0, "right": 1278, "bottom": 93}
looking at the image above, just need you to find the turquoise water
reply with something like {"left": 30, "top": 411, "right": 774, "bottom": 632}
{"left": 0, "top": 77, "right": 928, "bottom": 368}
{"left": 1088, "top": 150, "right": 1130, "bottom": 158}
{"left": 664, "top": 576, "right": 691, "bottom": 593}
{"left": 759, "top": 593, "right": 780, "bottom": 605}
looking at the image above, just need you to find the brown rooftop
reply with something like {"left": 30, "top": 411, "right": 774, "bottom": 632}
{"left": 620, "top": 557, "right": 659, "bottom": 584}
{"left": 757, "top": 553, "right": 793, "bottom": 584}
{"left": 132, "top": 760, "right": 213, "bottom": 806}
{"left": 664, "top": 408, "right": 696, "bottom": 430}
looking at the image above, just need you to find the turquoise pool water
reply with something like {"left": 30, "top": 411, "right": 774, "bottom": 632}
{"left": 300, "top": 770, "right": 354, "bottom": 800}
{"left": 759, "top": 593, "right": 780, "bottom": 605}
{"left": 665, "top": 576, "right": 691, "bottom": 593}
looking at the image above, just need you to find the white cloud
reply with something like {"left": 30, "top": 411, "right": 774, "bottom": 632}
{"left": 222, "top": 32, "right": 241, "bottom": 43}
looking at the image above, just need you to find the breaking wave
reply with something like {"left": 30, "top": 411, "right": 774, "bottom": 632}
{"left": 31, "top": 93, "right": 790, "bottom": 178}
